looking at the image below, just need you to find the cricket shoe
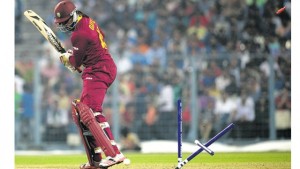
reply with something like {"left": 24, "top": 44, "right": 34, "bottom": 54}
{"left": 99, "top": 153, "right": 126, "bottom": 168}
{"left": 80, "top": 162, "right": 107, "bottom": 169}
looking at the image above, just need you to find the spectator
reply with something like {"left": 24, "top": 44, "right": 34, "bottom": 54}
{"left": 20, "top": 83, "right": 34, "bottom": 144}
{"left": 40, "top": 58, "right": 61, "bottom": 87}
{"left": 233, "top": 90, "right": 255, "bottom": 139}
{"left": 44, "top": 99, "right": 68, "bottom": 142}
{"left": 207, "top": 83, "right": 221, "bottom": 99}
{"left": 15, "top": 68, "right": 25, "bottom": 95}
{"left": 146, "top": 40, "right": 167, "bottom": 67}
{"left": 133, "top": 82, "right": 148, "bottom": 136}
{"left": 167, "top": 29, "right": 187, "bottom": 57}
{"left": 139, "top": 100, "right": 160, "bottom": 140}
{"left": 120, "top": 127, "right": 141, "bottom": 152}
{"left": 199, "top": 98, "right": 215, "bottom": 142}
{"left": 254, "top": 91, "right": 269, "bottom": 139}
{"left": 15, "top": 82, "right": 22, "bottom": 148}
{"left": 121, "top": 102, "right": 136, "bottom": 129}
{"left": 215, "top": 69, "right": 231, "bottom": 92}
{"left": 225, "top": 74, "right": 240, "bottom": 96}
{"left": 213, "top": 91, "right": 236, "bottom": 140}
{"left": 116, "top": 41, "right": 134, "bottom": 74}
{"left": 275, "top": 87, "right": 291, "bottom": 139}
{"left": 130, "top": 36, "right": 150, "bottom": 65}
{"left": 46, "top": 99, "right": 69, "bottom": 128}
{"left": 228, "top": 57, "right": 241, "bottom": 86}
{"left": 57, "top": 86, "right": 71, "bottom": 112}
{"left": 157, "top": 75, "right": 175, "bottom": 140}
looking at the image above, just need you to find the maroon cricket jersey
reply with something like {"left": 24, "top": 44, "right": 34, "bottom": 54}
{"left": 69, "top": 16, "right": 117, "bottom": 85}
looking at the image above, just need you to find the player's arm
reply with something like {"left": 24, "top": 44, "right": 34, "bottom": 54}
{"left": 70, "top": 32, "right": 89, "bottom": 67}
{"left": 60, "top": 32, "right": 88, "bottom": 71}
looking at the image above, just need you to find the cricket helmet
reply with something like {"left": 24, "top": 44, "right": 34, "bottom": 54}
{"left": 54, "top": 0, "right": 78, "bottom": 32}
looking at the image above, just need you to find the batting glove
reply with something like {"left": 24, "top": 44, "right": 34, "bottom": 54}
{"left": 59, "top": 52, "right": 76, "bottom": 72}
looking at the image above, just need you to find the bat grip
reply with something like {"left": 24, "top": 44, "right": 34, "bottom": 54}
{"left": 62, "top": 49, "right": 82, "bottom": 73}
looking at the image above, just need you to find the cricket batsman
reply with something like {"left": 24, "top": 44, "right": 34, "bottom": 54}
{"left": 53, "top": 1, "right": 125, "bottom": 168}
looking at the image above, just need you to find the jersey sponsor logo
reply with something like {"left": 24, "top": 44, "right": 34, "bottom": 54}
{"left": 85, "top": 77, "right": 93, "bottom": 80}
{"left": 73, "top": 46, "right": 79, "bottom": 50}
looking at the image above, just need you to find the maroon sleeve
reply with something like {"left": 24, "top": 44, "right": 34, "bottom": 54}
{"left": 69, "top": 55, "right": 76, "bottom": 67}
{"left": 69, "top": 31, "right": 90, "bottom": 67}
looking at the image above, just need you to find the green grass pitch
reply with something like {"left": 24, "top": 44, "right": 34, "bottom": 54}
{"left": 15, "top": 152, "right": 290, "bottom": 169}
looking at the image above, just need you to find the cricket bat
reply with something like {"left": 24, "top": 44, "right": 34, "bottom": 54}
{"left": 24, "top": 10, "right": 82, "bottom": 73}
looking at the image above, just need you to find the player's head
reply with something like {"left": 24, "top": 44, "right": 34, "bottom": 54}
{"left": 54, "top": 0, "right": 78, "bottom": 32}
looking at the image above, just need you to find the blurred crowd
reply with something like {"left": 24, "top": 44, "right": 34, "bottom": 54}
{"left": 15, "top": 0, "right": 291, "bottom": 148}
